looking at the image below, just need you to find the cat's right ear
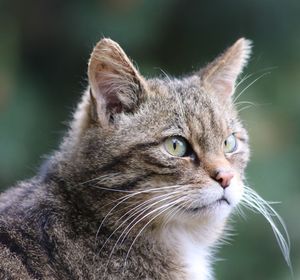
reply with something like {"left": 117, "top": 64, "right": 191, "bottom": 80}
{"left": 87, "top": 38, "right": 148, "bottom": 126}
{"left": 199, "top": 38, "right": 252, "bottom": 99}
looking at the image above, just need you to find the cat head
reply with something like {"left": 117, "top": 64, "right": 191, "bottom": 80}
{"left": 63, "top": 38, "right": 251, "bottom": 236}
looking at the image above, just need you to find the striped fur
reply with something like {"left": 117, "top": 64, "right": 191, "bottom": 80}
{"left": 0, "top": 38, "right": 252, "bottom": 279}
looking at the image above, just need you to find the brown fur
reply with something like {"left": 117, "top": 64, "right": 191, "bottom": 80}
{"left": 0, "top": 38, "right": 251, "bottom": 279}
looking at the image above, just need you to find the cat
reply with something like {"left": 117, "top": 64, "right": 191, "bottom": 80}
{"left": 0, "top": 37, "right": 290, "bottom": 280}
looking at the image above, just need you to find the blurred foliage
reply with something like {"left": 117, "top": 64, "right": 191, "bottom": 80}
{"left": 0, "top": 0, "right": 299, "bottom": 279}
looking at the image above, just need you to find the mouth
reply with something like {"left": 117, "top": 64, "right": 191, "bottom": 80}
{"left": 186, "top": 197, "right": 231, "bottom": 213}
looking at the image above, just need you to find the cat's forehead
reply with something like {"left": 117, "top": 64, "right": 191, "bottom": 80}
{"left": 145, "top": 77, "right": 239, "bottom": 147}
{"left": 149, "top": 76, "right": 215, "bottom": 103}
{"left": 147, "top": 77, "right": 234, "bottom": 122}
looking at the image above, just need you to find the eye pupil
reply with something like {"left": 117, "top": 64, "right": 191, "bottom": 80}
{"left": 173, "top": 141, "right": 177, "bottom": 150}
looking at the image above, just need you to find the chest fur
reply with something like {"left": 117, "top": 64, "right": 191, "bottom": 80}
{"left": 160, "top": 227, "right": 214, "bottom": 280}
{"left": 178, "top": 235, "right": 212, "bottom": 280}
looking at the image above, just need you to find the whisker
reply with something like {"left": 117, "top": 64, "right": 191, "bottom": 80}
{"left": 79, "top": 173, "right": 122, "bottom": 186}
{"left": 95, "top": 192, "right": 140, "bottom": 244}
{"left": 96, "top": 185, "right": 184, "bottom": 229}
{"left": 94, "top": 184, "right": 187, "bottom": 247}
{"left": 241, "top": 186, "right": 293, "bottom": 274}
{"left": 235, "top": 66, "right": 277, "bottom": 92}
{"left": 123, "top": 197, "right": 185, "bottom": 269}
{"left": 156, "top": 67, "right": 172, "bottom": 82}
{"left": 160, "top": 197, "right": 189, "bottom": 229}
{"left": 101, "top": 185, "right": 180, "bottom": 208}
{"left": 234, "top": 204, "right": 247, "bottom": 220}
{"left": 103, "top": 196, "right": 183, "bottom": 273}
{"left": 233, "top": 72, "right": 270, "bottom": 103}
{"left": 237, "top": 105, "right": 254, "bottom": 113}
{"left": 235, "top": 72, "right": 256, "bottom": 90}
{"left": 234, "top": 101, "right": 257, "bottom": 107}
{"left": 104, "top": 194, "right": 184, "bottom": 265}
{"left": 98, "top": 190, "right": 183, "bottom": 255}
{"left": 119, "top": 193, "right": 184, "bottom": 246}
{"left": 89, "top": 185, "right": 135, "bottom": 193}
{"left": 94, "top": 184, "right": 183, "bottom": 197}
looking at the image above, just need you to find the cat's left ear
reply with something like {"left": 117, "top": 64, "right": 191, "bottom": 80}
{"left": 200, "top": 38, "right": 252, "bottom": 98}
{"left": 88, "top": 38, "right": 148, "bottom": 126}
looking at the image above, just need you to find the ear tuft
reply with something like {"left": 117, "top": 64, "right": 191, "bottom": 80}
{"left": 88, "top": 38, "right": 147, "bottom": 126}
{"left": 200, "top": 38, "right": 252, "bottom": 98}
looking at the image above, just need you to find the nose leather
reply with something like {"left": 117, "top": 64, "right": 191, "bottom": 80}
{"left": 214, "top": 170, "right": 234, "bottom": 189}
{"left": 203, "top": 155, "right": 235, "bottom": 189}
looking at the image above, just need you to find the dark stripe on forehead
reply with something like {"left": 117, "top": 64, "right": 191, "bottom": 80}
{"left": 191, "top": 101, "right": 224, "bottom": 152}
{"left": 207, "top": 104, "right": 220, "bottom": 134}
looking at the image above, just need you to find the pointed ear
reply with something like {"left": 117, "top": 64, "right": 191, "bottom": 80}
{"left": 88, "top": 38, "right": 148, "bottom": 126}
{"left": 200, "top": 38, "right": 252, "bottom": 98}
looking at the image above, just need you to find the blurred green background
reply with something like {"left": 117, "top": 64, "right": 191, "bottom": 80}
{"left": 0, "top": 0, "right": 299, "bottom": 279}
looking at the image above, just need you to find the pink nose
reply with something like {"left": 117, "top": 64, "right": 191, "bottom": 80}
{"left": 215, "top": 170, "right": 234, "bottom": 189}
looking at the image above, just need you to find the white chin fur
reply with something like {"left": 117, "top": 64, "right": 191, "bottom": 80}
{"left": 224, "top": 176, "right": 244, "bottom": 207}
{"left": 158, "top": 177, "right": 244, "bottom": 279}
{"left": 166, "top": 176, "right": 244, "bottom": 225}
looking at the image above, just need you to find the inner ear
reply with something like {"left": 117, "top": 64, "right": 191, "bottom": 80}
{"left": 88, "top": 38, "right": 148, "bottom": 126}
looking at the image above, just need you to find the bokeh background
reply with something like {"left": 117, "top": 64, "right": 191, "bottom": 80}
{"left": 0, "top": 0, "right": 299, "bottom": 279}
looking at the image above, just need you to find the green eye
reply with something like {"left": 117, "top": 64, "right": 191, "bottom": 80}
{"left": 164, "top": 136, "right": 188, "bottom": 157}
{"left": 224, "top": 134, "right": 237, "bottom": 153}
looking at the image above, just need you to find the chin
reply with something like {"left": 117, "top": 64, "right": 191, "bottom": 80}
{"left": 188, "top": 199, "right": 233, "bottom": 222}
{"left": 179, "top": 185, "right": 243, "bottom": 224}
{"left": 162, "top": 201, "right": 232, "bottom": 230}
{"left": 159, "top": 200, "right": 233, "bottom": 248}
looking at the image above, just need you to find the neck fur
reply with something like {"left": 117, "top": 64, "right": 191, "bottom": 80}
{"left": 158, "top": 218, "right": 226, "bottom": 280}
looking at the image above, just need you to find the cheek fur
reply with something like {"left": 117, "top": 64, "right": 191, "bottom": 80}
{"left": 224, "top": 176, "right": 244, "bottom": 207}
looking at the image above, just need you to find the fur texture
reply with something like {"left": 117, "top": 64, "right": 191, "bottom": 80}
{"left": 0, "top": 38, "right": 252, "bottom": 279}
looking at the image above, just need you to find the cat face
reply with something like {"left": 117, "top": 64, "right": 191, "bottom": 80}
{"left": 67, "top": 38, "right": 251, "bottom": 231}
{"left": 107, "top": 78, "right": 248, "bottom": 224}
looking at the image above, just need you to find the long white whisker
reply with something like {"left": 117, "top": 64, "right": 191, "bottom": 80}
{"left": 123, "top": 197, "right": 185, "bottom": 269}
{"left": 119, "top": 194, "right": 184, "bottom": 246}
{"left": 161, "top": 197, "right": 189, "bottom": 229}
{"left": 95, "top": 185, "right": 184, "bottom": 244}
{"left": 98, "top": 190, "right": 183, "bottom": 254}
{"left": 235, "top": 66, "right": 277, "bottom": 92}
{"left": 90, "top": 185, "right": 135, "bottom": 193}
{"left": 79, "top": 173, "right": 122, "bottom": 186}
{"left": 241, "top": 186, "right": 292, "bottom": 273}
{"left": 234, "top": 204, "right": 247, "bottom": 220}
{"left": 119, "top": 190, "right": 185, "bottom": 232}
{"left": 237, "top": 105, "right": 253, "bottom": 113}
{"left": 95, "top": 192, "right": 139, "bottom": 244}
{"left": 103, "top": 193, "right": 184, "bottom": 270}
{"left": 235, "top": 73, "right": 256, "bottom": 90}
{"left": 98, "top": 184, "right": 184, "bottom": 210}
{"left": 157, "top": 67, "right": 172, "bottom": 82}
{"left": 113, "top": 195, "right": 183, "bottom": 254}
{"left": 233, "top": 72, "right": 270, "bottom": 103}
{"left": 235, "top": 101, "right": 257, "bottom": 107}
